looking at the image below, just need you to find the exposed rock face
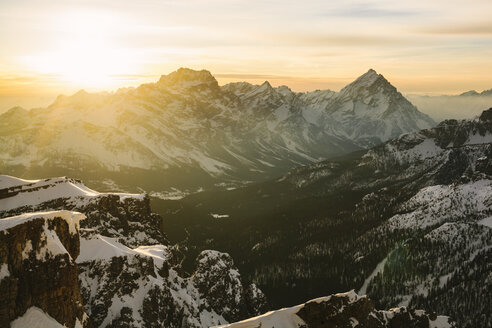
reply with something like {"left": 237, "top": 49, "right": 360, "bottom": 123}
{"left": 192, "top": 251, "right": 268, "bottom": 322}
{"left": 0, "top": 175, "right": 268, "bottom": 327}
{"left": 0, "top": 211, "right": 90, "bottom": 328}
{"left": 297, "top": 294, "right": 435, "bottom": 328}
{"left": 479, "top": 108, "right": 492, "bottom": 121}
{"left": 218, "top": 291, "right": 454, "bottom": 328}
{"left": 0, "top": 68, "right": 434, "bottom": 193}
{"left": 0, "top": 176, "right": 167, "bottom": 248}
{"left": 77, "top": 245, "right": 268, "bottom": 327}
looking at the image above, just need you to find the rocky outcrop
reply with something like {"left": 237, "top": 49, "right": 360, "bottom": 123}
{"left": 77, "top": 244, "right": 267, "bottom": 327}
{"left": 296, "top": 292, "right": 446, "bottom": 328}
{"left": 0, "top": 175, "right": 268, "bottom": 327}
{"left": 192, "top": 251, "right": 268, "bottom": 322}
{"left": 219, "top": 291, "right": 454, "bottom": 328}
{"left": 0, "top": 176, "right": 167, "bottom": 248}
{"left": 0, "top": 211, "right": 90, "bottom": 328}
{"left": 479, "top": 108, "right": 492, "bottom": 121}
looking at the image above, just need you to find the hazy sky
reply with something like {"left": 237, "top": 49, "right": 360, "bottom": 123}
{"left": 1, "top": 0, "right": 492, "bottom": 109}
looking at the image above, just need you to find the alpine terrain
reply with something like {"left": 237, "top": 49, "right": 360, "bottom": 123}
{"left": 0, "top": 68, "right": 434, "bottom": 195}
{"left": 0, "top": 175, "right": 455, "bottom": 327}
{"left": 0, "top": 176, "right": 268, "bottom": 327}
{"left": 157, "top": 108, "right": 492, "bottom": 328}
{"left": 216, "top": 291, "right": 454, "bottom": 328}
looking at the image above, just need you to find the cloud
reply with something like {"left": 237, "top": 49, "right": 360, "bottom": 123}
{"left": 270, "top": 33, "right": 411, "bottom": 47}
{"left": 418, "top": 22, "right": 492, "bottom": 35}
{"left": 327, "top": 2, "right": 423, "bottom": 18}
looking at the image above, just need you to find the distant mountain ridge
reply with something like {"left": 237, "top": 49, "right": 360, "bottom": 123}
{"left": 407, "top": 89, "right": 492, "bottom": 122}
{"left": 459, "top": 88, "right": 492, "bottom": 97}
{"left": 0, "top": 68, "right": 434, "bottom": 193}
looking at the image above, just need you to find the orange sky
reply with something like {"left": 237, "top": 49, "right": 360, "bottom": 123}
{"left": 1, "top": 0, "right": 491, "bottom": 110}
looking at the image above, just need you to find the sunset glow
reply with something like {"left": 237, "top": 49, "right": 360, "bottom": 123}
{"left": 0, "top": 0, "right": 491, "bottom": 110}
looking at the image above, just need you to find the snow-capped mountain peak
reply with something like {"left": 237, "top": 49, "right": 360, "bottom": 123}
{"left": 157, "top": 67, "right": 219, "bottom": 90}
{"left": 338, "top": 69, "right": 393, "bottom": 99}
{"left": 0, "top": 67, "right": 435, "bottom": 191}
{"left": 355, "top": 68, "right": 380, "bottom": 85}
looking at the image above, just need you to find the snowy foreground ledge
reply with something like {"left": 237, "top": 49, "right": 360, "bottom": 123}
{"left": 0, "top": 175, "right": 145, "bottom": 212}
{"left": 0, "top": 210, "right": 85, "bottom": 235}
{"left": 215, "top": 290, "right": 454, "bottom": 328}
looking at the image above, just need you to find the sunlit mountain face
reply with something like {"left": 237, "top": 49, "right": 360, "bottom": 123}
{"left": 0, "top": 68, "right": 435, "bottom": 195}
{"left": 1, "top": 1, "right": 491, "bottom": 328}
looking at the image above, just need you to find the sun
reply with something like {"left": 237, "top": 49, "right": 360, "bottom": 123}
{"left": 24, "top": 10, "right": 134, "bottom": 88}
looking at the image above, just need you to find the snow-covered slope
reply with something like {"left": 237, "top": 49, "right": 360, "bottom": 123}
{"left": 77, "top": 236, "right": 263, "bottom": 327}
{"left": 0, "top": 176, "right": 144, "bottom": 212}
{"left": 162, "top": 109, "right": 491, "bottom": 328}
{"left": 217, "top": 291, "right": 454, "bottom": 328}
{"left": 0, "top": 175, "right": 267, "bottom": 328}
{"left": 0, "top": 175, "right": 159, "bottom": 247}
{"left": 10, "top": 307, "right": 73, "bottom": 328}
{"left": 0, "top": 68, "right": 434, "bottom": 192}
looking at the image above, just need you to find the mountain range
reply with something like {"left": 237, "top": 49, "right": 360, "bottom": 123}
{"left": 0, "top": 68, "right": 434, "bottom": 194}
{"left": 0, "top": 175, "right": 267, "bottom": 327}
{"left": 0, "top": 174, "right": 455, "bottom": 328}
{"left": 459, "top": 89, "right": 492, "bottom": 97}
{"left": 1, "top": 68, "right": 490, "bottom": 328}
{"left": 407, "top": 89, "right": 492, "bottom": 122}
{"left": 157, "top": 109, "right": 492, "bottom": 328}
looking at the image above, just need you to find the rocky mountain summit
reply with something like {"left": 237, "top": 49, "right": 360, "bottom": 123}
{"left": 0, "top": 68, "right": 434, "bottom": 193}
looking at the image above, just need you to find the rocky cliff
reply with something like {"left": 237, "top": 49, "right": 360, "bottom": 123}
{"left": 217, "top": 291, "right": 454, "bottom": 328}
{"left": 0, "top": 211, "right": 90, "bottom": 328}
{"left": 0, "top": 175, "right": 267, "bottom": 327}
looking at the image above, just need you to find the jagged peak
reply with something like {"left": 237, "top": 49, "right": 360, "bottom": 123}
{"left": 49, "top": 89, "right": 110, "bottom": 108}
{"left": 73, "top": 89, "right": 89, "bottom": 96}
{"left": 158, "top": 67, "right": 218, "bottom": 89}
{"left": 353, "top": 68, "right": 383, "bottom": 86}
{"left": 277, "top": 85, "right": 291, "bottom": 92}
{"left": 221, "top": 81, "right": 257, "bottom": 96}
{"left": 254, "top": 81, "right": 274, "bottom": 93}
{"left": 339, "top": 69, "right": 396, "bottom": 97}
{"left": 276, "top": 85, "right": 294, "bottom": 96}
{"left": 479, "top": 108, "right": 492, "bottom": 121}
{"left": 222, "top": 81, "right": 255, "bottom": 88}
{"left": 480, "top": 88, "right": 492, "bottom": 96}
{"left": 2, "top": 106, "right": 28, "bottom": 117}
{"left": 460, "top": 90, "right": 479, "bottom": 96}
